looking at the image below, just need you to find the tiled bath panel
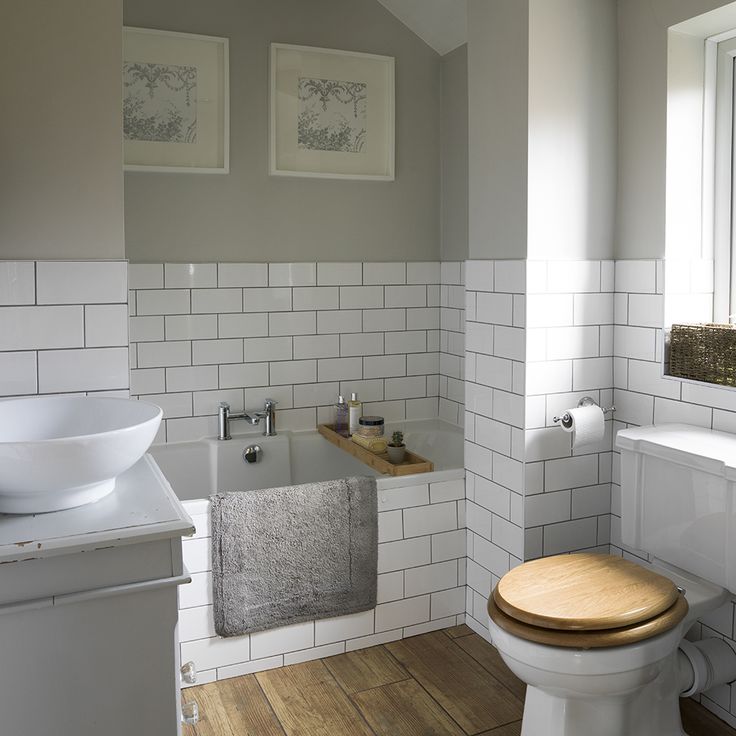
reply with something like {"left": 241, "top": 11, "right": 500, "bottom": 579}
{"left": 178, "top": 475, "right": 466, "bottom": 684}
{"left": 0, "top": 261, "right": 129, "bottom": 398}
{"left": 128, "top": 262, "right": 443, "bottom": 443}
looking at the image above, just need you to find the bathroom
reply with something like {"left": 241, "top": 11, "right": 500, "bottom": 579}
{"left": 3, "top": 0, "right": 736, "bottom": 733}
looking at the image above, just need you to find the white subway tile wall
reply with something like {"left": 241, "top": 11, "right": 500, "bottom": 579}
{"left": 179, "top": 476, "right": 466, "bottom": 684}
{"left": 129, "top": 263, "right": 443, "bottom": 442}
{"left": 0, "top": 261, "right": 129, "bottom": 399}
{"left": 440, "top": 262, "right": 465, "bottom": 425}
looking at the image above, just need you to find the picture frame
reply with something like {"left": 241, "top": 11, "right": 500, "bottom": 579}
{"left": 123, "top": 27, "right": 229, "bottom": 174}
{"left": 270, "top": 43, "right": 395, "bottom": 181}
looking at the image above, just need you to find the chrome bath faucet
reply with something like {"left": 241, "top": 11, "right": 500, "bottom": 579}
{"left": 217, "top": 399, "right": 278, "bottom": 440}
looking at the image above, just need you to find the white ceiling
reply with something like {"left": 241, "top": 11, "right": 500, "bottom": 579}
{"left": 376, "top": 0, "right": 468, "bottom": 56}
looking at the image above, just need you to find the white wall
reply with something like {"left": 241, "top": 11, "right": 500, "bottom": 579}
{"left": 0, "top": 0, "right": 124, "bottom": 260}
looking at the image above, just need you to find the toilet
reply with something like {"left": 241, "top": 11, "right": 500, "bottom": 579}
{"left": 487, "top": 424, "right": 736, "bottom": 736}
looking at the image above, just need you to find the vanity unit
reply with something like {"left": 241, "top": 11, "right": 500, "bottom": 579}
{"left": 0, "top": 455, "right": 194, "bottom": 736}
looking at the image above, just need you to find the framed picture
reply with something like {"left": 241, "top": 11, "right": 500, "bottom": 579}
{"left": 270, "top": 43, "right": 395, "bottom": 181}
{"left": 123, "top": 27, "right": 229, "bottom": 173}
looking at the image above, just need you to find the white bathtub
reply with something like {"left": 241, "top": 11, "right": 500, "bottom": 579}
{"left": 150, "top": 418, "right": 466, "bottom": 685}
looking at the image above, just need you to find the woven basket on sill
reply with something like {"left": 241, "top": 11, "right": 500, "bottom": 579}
{"left": 669, "top": 323, "right": 736, "bottom": 386}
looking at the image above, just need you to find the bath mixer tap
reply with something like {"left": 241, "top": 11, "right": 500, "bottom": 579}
{"left": 217, "top": 399, "right": 278, "bottom": 441}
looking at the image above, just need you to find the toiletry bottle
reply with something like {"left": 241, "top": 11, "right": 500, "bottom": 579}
{"left": 334, "top": 395, "right": 349, "bottom": 436}
{"left": 348, "top": 392, "right": 362, "bottom": 435}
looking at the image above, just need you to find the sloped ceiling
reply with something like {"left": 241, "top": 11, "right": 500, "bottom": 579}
{"left": 376, "top": 0, "right": 467, "bottom": 56}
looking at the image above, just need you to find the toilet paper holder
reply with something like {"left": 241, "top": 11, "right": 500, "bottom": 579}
{"left": 552, "top": 396, "right": 615, "bottom": 425}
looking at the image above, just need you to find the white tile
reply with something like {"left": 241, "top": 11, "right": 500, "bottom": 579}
{"left": 526, "top": 294, "right": 574, "bottom": 328}
{"left": 318, "top": 357, "right": 362, "bottom": 382}
{"left": 193, "top": 389, "right": 245, "bottom": 417}
{"left": 268, "top": 262, "right": 316, "bottom": 287}
{"left": 167, "top": 365, "right": 219, "bottom": 392}
{"left": 491, "top": 515, "right": 523, "bottom": 558}
{"left": 129, "top": 263, "right": 163, "bottom": 290}
{"left": 475, "top": 355, "right": 513, "bottom": 391}
{"left": 546, "top": 261, "right": 601, "bottom": 293}
{"left": 431, "top": 529, "right": 466, "bottom": 562}
{"left": 430, "top": 479, "right": 464, "bottom": 504}
{"left": 363, "top": 262, "right": 406, "bottom": 285}
{"left": 378, "top": 537, "right": 431, "bottom": 573}
{"left": 543, "top": 517, "right": 598, "bottom": 555}
{"left": 340, "top": 332, "right": 384, "bottom": 357}
{"left": 601, "top": 261, "right": 615, "bottom": 291}
{"left": 406, "top": 307, "right": 440, "bottom": 330}
{"left": 193, "top": 339, "right": 243, "bottom": 365}
{"left": 182, "top": 537, "right": 211, "bottom": 573}
{"left": 138, "top": 340, "right": 191, "bottom": 368}
{"left": 385, "top": 285, "right": 426, "bottom": 308}
{"left": 404, "top": 560, "right": 457, "bottom": 597}
{"left": 431, "top": 588, "right": 465, "bottom": 619}
{"left": 574, "top": 293, "right": 614, "bottom": 326}
{"left": 465, "top": 322, "right": 493, "bottom": 355}
{"left": 476, "top": 292, "right": 513, "bottom": 326}
{"left": 243, "top": 337, "right": 292, "bottom": 363}
{"left": 167, "top": 314, "right": 219, "bottom": 340}
{"left": 363, "top": 309, "right": 406, "bottom": 332}
{"left": 283, "top": 642, "right": 345, "bottom": 666}
{"left": 38, "top": 347, "right": 128, "bottom": 392}
{"left": 178, "top": 606, "right": 216, "bottom": 642}
{"left": 473, "top": 535, "right": 510, "bottom": 577}
{"left": 192, "top": 288, "right": 242, "bottom": 314}
{"left": 219, "top": 363, "right": 269, "bottom": 389}
{"left": 407, "top": 396, "right": 440, "bottom": 420}
{"left": 572, "top": 357, "right": 613, "bottom": 391}
{"left": 465, "top": 441, "right": 492, "bottom": 480}
{"left": 317, "top": 310, "right": 362, "bottom": 334}
{"left": 137, "top": 289, "right": 190, "bottom": 316}
{"left": 615, "top": 260, "right": 657, "bottom": 294}
{"left": 130, "top": 368, "right": 165, "bottom": 395}
{"left": 314, "top": 610, "right": 375, "bottom": 646}
{"left": 493, "top": 261, "right": 525, "bottom": 293}
{"left": 526, "top": 490, "right": 572, "bottom": 526}
{"left": 164, "top": 263, "right": 217, "bottom": 288}
{"left": 167, "top": 415, "right": 216, "bottom": 443}
{"left": 345, "top": 629, "right": 403, "bottom": 652}
{"left": 180, "top": 634, "right": 250, "bottom": 672}
{"left": 466, "top": 559, "right": 492, "bottom": 596}
{"left": 293, "top": 287, "right": 339, "bottom": 311}
{"left": 627, "top": 359, "right": 680, "bottom": 399}
{"left": 492, "top": 454, "right": 524, "bottom": 493}
{"left": 275, "top": 407, "right": 317, "bottom": 431}
{"left": 572, "top": 484, "right": 611, "bottom": 519}
{"left": 473, "top": 475, "right": 511, "bottom": 516}
{"left": 146, "top": 392, "right": 193, "bottom": 419}
{"left": 317, "top": 262, "right": 362, "bottom": 285}
{"left": 407, "top": 352, "right": 440, "bottom": 376}
{"left": 375, "top": 596, "right": 430, "bottom": 632}
{"left": 614, "top": 326, "right": 656, "bottom": 361}
{"left": 294, "top": 334, "right": 340, "bottom": 359}
{"left": 403, "top": 502, "right": 457, "bottom": 538}
{"left": 464, "top": 260, "right": 494, "bottom": 292}
{"left": 364, "top": 355, "right": 405, "bottom": 379}
{"left": 243, "top": 288, "right": 291, "bottom": 313}
{"left": 491, "top": 389, "right": 524, "bottom": 427}
{"left": 218, "top": 655, "right": 283, "bottom": 679}
{"left": 218, "top": 313, "right": 269, "bottom": 339}
{"left": 0, "top": 262, "right": 34, "bottom": 305}
{"left": 441, "top": 262, "right": 463, "bottom": 285}
{"left": 36, "top": 261, "right": 126, "bottom": 304}
{"left": 378, "top": 509, "right": 403, "bottom": 543}
{"left": 269, "top": 311, "right": 316, "bottom": 336}
{"left": 654, "top": 397, "right": 712, "bottom": 427}
{"left": 340, "top": 286, "right": 384, "bottom": 309}
{"left": 385, "top": 376, "right": 426, "bottom": 400}
{"left": 0, "top": 305, "right": 83, "bottom": 350}
{"left": 179, "top": 571, "right": 212, "bottom": 608}
{"left": 525, "top": 360, "right": 572, "bottom": 395}
{"left": 84, "top": 304, "right": 128, "bottom": 347}
{"left": 242, "top": 385, "right": 293, "bottom": 412}
{"left": 217, "top": 263, "right": 268, "bottom": 288}
{"left": 378, "top": 484, "right": 429, "bottom": 511}
{"left": 292, "top": 381, "right": 338, "bottom": 410}
{"left": 474, "top": 416, "right": 511, "bottom": 454}
{"left": 682, "top": 381, "right": 736, "bottom": 412}
{"left": 628, "top": 294, "right": 663, "bottom": 328}
{"left": 493, "top": 326, "right": 525, "bottom": 361}
{"left": 269, "top": 360, "right": 316, "bottom": 385}
{"left": 0, "top": 352, "right": 37, "bottom": 395}
{"left": 545, "top": 455, "right": 599, "bottom": 492}
{"left": 250, "top": 621, "right": 314, "bottom": 659}
{"left": 129, "top": 316, "right": 165, "bottom": 343}
{"left": 341, "top": 379, "right": 384, "bottom": 403}
{"left": 407, "top": 262, "right": 441, "bottom": 284}
{"left": 613, "top": 388, "right": 655, "bottom": 425}
{"left": 546, "top": 326, "right": 600, "bottom": 361}
{"left": 525, "top": 427, "right": 571, "bottom": 463}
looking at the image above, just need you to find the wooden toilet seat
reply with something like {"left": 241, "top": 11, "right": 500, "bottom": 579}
{"left": 488, "top": 554, "right": 689, "bottom": 649}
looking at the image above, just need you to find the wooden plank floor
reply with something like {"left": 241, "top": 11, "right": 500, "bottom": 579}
{"left": 182, "top": 625, "right": 736, "bottom": 736}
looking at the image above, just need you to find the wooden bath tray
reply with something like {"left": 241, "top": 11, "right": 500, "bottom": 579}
{"left": 317, "top": 424, "right": 434, "bottom": 476}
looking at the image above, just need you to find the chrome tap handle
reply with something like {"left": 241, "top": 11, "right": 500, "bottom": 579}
{"left": 218, "top": 402, "right": 231, "bottom": 441}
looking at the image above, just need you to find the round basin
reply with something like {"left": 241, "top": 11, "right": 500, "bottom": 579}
{"left": 0, "top": 396, "right": 162, "bottom": 514}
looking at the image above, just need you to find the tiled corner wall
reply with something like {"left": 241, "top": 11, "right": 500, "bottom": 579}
{"left": 439, "top": 262, "right": 465, "bottom": 425}
{"left": 0, "top": 261, "right": 129, "bottom": 399}
{"left": 612, "top": 259, "right": 736, "bottom": 728}
{"left": 128, "top": 262, "right": 444, "bottom": 443}
{"left": 178, "top": 474, "right": 466, "bottom": 685}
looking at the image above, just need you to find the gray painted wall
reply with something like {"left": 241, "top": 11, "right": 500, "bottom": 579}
{"left": 441, "top": 44, "right": 469, "bottom": 262}
{"left": 123, "top": 0, "right": 441, "bottom": 263}
{"left": 617, "top": 0, "right": 735, "bottom": 259}
{"left": 0, "top": 0, "right": 124, "bottom": 259}
{"left": 468, "top": 0, "right": 529, "bottom": 260}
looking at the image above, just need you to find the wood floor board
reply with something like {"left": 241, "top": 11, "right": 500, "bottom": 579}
{"left": 181, "top": 682, "right": 238, "bottom": 736}
{"left": 477, "top": 722, "right": 522, "bottom": 736}
{"left": 256, "top": 659, "right": 375, "bottom": 736}
{"left": 444, "top": 624, "right": 474, "bottom": 639}
{"left": 681, "top": 698, "right": 736, "bottom": 736}
{"left": 351, "top": 678, "right": 466, "bottom": 735}
{"left": 218, "top": 675, "right": 287, "bottom": 735}
{"left": 453, "top": 633, "right": 527, "bottom": 701}
{"left": 323, "top": 644, "right": 410, "bottom": 694}
{"left": 386, "top": 631, "right": 524, "bottom": 734}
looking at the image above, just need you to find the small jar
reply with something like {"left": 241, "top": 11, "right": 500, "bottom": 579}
{"left": 356, "top": 415, "right": 384, "bottom": 438}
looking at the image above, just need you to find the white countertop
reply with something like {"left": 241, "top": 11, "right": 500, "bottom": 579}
{"left": 0, "top": 454, "right": 194, "bottom": 564}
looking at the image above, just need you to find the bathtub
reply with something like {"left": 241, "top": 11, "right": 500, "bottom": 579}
{"left": 149, "top": 418, "right": 466, "bottom": 686}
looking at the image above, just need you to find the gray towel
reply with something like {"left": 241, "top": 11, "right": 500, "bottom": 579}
{"left": 210, "top": 476, "right": 377, "bottom": 637}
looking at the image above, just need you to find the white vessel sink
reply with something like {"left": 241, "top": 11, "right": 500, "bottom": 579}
{"left": 0, "top": 396, "right": 162, "bottom": 514}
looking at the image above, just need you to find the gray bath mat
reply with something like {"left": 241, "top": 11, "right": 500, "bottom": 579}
{"left": 210, "top": 476, "right": 377, "bottom": 637}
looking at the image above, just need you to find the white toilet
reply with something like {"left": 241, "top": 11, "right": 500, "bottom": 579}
{"left": 488, "top": 424, "right": 736, "bottom": 736}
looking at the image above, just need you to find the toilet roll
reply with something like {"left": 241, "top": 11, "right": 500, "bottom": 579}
{"left": 560, "top": 404, "right": 605, "bottom": 449}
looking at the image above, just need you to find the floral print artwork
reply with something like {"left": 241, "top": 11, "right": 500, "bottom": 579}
{"left": 123, "top": 61, "right": 197, "bottom": 144}
{"left": 297, "top": 77, "right": 367, "bottom": 153}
